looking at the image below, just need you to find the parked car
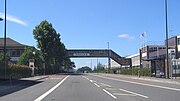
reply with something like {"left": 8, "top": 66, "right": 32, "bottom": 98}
{"left": 152, "top": 70, "right": 164, "bottom": 77}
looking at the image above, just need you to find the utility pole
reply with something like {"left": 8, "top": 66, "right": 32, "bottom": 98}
{"left": 165, "top": 0, "right": 169, "bottom": 78}
{"left": 108, "top": 42, "right": 111, "bottom": 73}
{"left": 4, "top": 0, "right": 7, "bottom": 79}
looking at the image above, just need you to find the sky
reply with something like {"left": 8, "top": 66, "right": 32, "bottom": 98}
{"left": 0, "top": 0, "right": 180, "bottom": 69}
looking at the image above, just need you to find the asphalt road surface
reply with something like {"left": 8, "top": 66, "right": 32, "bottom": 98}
{"left": 0, "top": 74, "right": 180, "bottom": 101}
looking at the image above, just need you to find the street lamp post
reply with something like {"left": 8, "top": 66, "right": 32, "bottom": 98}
{"left": 0, "top": 18, "right": 3, "bottom": 78}
{"left": 107, "top": 42, "right": 111, "bottom": 73}
{"left": 4, "top": 0, "right": 7, "bottom": 79}
{"left": 32, "top": 51, "right": 36, "bottom": 76}
{"left": 165, "top": 0, "right": 169, "bottom": 78}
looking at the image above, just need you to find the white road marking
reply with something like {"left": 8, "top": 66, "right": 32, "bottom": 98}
{"left": 49, "top": 78, "right": 62, "bottom": 80}
{"left": 82, "top": 76, "right": 87, "bottom": 79}
{"left": 94, "top": 83, "right": 100, "bottom": 87}
{"left": 113, "top": 93, "right": 136, "bottom": 96}
{"left": 103, "top": 89, "right": 117, "bottom": 99}
{"left": 105, "top": 88, "right": 117, "bottom": 90}
{"left": 100, "top": 83, "right": 112, "bottom": 87}
{"left": 90, "top": 80, "right": 93, "bottom": 82}
{"left": 34, "top": 75, "right": 69, "bottom": 101}
{"left": 93, "top": 75, "right": 180, "bottom": 92}
{"left": 82, "top": 76, "right": 90, "bottom": 80}
{"left": 119, "top": 88, "right": 149, "bottom": 98}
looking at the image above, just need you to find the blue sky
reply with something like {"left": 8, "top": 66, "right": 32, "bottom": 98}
{"left": 0, "top": 0, "right": 180, "bottom": 68}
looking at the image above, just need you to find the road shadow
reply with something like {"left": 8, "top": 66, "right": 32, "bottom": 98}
{"left": 0, "top": 79, "right": 42, "bottom": 97}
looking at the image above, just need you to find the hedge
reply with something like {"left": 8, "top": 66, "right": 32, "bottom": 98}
{"left": 0, "top": 62, "right": 32, "bottom": 79}
{"left": 120, "top": 68, "right": 151, "bottom": 76}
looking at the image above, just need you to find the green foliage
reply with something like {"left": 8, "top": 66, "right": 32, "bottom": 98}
{"left": 0, "top": 63, "right": 32, "bottom": 79}
{"left": 93, "top": 63, "right": 106, "bottom": 73}
{"left": 77, "top": 66, "right": 92, "bottom": 73}
{"left": 17, "top": 47, "right": 42, "bottom": 67}
{"left": 7, "top": 63, "right": 32, "bottom": 78}
{"left": 33, "top": 20, "right": 67, "bottom": 73}
{"left": 120, "top": 68, "right": 151, "bottom": 76}
{"left": 0, "top": 53, "right": 11, "bottom": 62}
{"left": 64, "top": 58, "right": 75, "bottom": 69}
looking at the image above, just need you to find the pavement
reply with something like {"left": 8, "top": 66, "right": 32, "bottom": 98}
{"left": 0, "top": 75, "right": 48, "bottom": 97}
{"left": 20, "top": 75, "right": 49, "bottom": 81}
{"left": 0, "top": 74, "right": 67, "bottom": 101}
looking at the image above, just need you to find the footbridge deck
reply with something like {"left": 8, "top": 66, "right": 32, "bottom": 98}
{"left": 66, "top": 49, "right": 131, "bottom": 66}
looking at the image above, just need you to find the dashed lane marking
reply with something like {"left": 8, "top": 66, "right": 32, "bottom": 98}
{"left": 103, "top": 89, "right": 117, "bottom": 99}
{"left": 94, "top": 83, "right": 100, "bottom": 87}
{"left": 90, "top": 80, "right": 93, "bottom": 82}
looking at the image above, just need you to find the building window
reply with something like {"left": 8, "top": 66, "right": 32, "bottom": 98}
{"left": 12, "top": 50, "right": 16, "bottom": 56}
{"left": 177, "top": 38, "right": 180, "bottom": 45}
{"left": 16, "top": 50, "right": 21, "bottom": 56}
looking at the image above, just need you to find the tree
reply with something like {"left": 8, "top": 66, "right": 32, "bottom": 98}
{"left": 0, "top": 53, "right": 10, "bottom": 63}
{"left": 77, "top": 66, "right": 92, "bottom": 73}
{"left": 97, "top": 63, "right": 105, "bottom": 70}
{"left": 93, "top": 63, "right": 105, "bottom": 73}
{"left": 33, "top": 20, "right": 67, "bottom": 73}
{"left": 64, "top": 58, "right": 75, "bottom": 71}
{"left": 17, "top": 46, "right": 42, "bottom": 68}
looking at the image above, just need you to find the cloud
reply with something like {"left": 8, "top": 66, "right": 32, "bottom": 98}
{"left": 117, "top": 34, "right": 134, "bottom": 40}
{"left": 0, "top": 12, "right": 27, "bottom": 26}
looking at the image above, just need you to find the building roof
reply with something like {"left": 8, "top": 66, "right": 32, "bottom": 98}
{"left": 126, "top": 53, "right": 139, "bottom": 58}
{"left": 0, "top": 38, "right": 27, "bottom": 47}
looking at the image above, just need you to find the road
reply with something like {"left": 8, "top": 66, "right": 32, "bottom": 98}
{"left": 0, "top": 74, "right": 180, "bottom": 101}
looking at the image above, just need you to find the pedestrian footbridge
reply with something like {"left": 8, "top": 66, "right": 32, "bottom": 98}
{"left": 66, "top": 49, "right": 131, "bottom": 66}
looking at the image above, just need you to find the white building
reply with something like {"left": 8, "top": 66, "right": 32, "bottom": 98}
{"left": 104, "top": 60, "right": 120, "bottom": 69}
{"left": 126, "top": 53, "right": 140, "bottom": 68}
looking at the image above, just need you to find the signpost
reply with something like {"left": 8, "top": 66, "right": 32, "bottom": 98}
{"left": 29, "top": 59, "right": 35, "bottom": 76}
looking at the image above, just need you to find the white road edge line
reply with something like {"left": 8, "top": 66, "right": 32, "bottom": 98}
{"left": 90, "top": 80, "right": 93, "bottom": 82}
{"left": 34, "top": 75, "right": 69, "bottom": 101}
{"left": 119, "top": 88, "right": 149, "bottom": 99}
{"left": 94, "top": 83, "right": 100, "bottom": 87}
{"left": 93, "top": 75, "right": 180, "bottom": 92}
{"left": 103, "top": 89, "right": 117, "bottom": 99}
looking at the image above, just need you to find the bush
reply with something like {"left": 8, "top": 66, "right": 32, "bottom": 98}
{"left": 120, "top": 68, "right": 151, "bottom": 76}
{"left": 0, "top": 63, "right": 32, "bottom": 79}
